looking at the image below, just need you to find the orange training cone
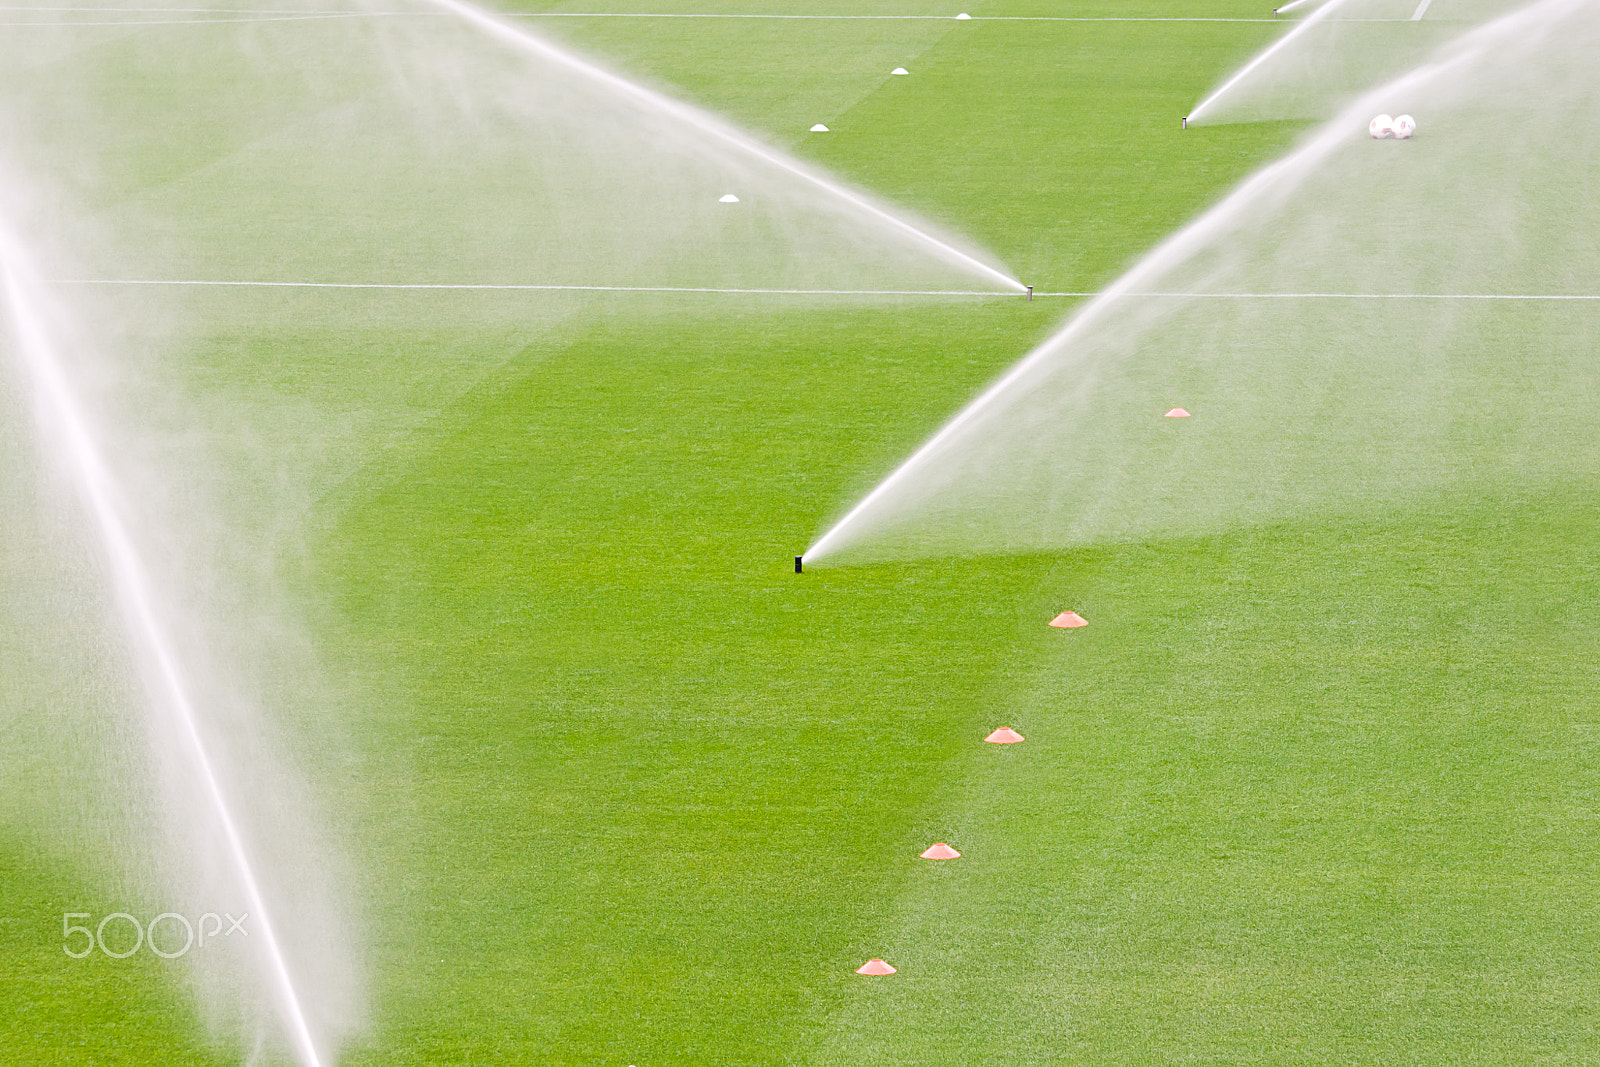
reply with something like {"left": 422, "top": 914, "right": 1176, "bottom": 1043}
{"left": 856, "top": 959, "right": 897, "bottom": 975}
{"left": 1049, "top": 611, "right": 1088, "bottom": 628}
{"left": 920, "top": 843, "right": 961, "bottom": 859}
{"left": 984, "top": 727, "right": 1025, "bottom": 744}
{"left": 1165, "top": 407, "right": 1191, "bottom": 417}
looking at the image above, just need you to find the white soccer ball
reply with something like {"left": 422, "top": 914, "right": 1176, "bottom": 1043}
{"left": 1393, "top": 114, "right": 1416, "bottom": 139}
{"left": 1369, "top": 114, "right": 1395, "bottom": 139}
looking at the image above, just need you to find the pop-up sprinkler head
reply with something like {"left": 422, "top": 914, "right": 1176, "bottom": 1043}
{"left": 795, "top": 555, "right": 803, "bottom": 573}
{"left": 1181, "top": 116, "right": 1189, "bottom": 130}
{"left": 1026, "top": 285, "right": 1034, "bottom": 301}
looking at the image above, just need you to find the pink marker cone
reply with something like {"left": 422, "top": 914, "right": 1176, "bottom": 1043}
{"left": 856, "top": 959, "right": 897, "bottom": 975}
{"left": 920, "top": 843, "right": 961, "bottom": 859}
{"left": 1049, "top": 611, "right": 1088, "bottom": 628}
{"left": 984, "top": 727, "right": 1025, "bottom": 744}
{"left": 1165, "top": 407, "right": 1191, "bottom": 417}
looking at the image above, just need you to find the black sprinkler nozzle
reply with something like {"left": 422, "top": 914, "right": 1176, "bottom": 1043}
{"left": 1026, "top": 285, "right": 1034, "bottom": 301}
{"left": 795, "top": 555, "right": 803, "bottom": 573}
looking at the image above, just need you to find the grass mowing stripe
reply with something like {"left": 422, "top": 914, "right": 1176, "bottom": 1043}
{"left": 812, "top": 496, "right": 1600, "bottom": 1062}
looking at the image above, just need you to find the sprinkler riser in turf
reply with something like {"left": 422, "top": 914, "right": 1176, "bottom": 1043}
{"left": 795, "top": 555, "right": 803, "bottom": 573}
{"left": 1026, "top": 285, "right": 1034, "bottom": 301}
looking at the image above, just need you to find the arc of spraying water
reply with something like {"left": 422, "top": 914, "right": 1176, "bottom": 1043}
{"left": 402, "top": 0, "right": 1025, "bottom": 294}
{"left": 0, "top": 244, "right": 325, "bottom": 1067}
{"left": 1186, "top": 0, "right": 1355, "bottom": 125}
{"left": 802, "top": 1, "right": 1546, "bottom": 563}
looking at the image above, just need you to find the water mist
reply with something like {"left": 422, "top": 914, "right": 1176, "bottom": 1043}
{"left": 809, "top": 0, "right": 1600, "bottom": 565}
{"left": 0, "top": 0, "right": 1031, "bottom": 1058}
{"left": 1187, "top": 0, "right": 1526, "bottom": 127}
{"left": 0, "top": 207, "right": 355, "bottom": 1062}
{"left": 395, "top": 0, "right": 1024, "bottom": 294}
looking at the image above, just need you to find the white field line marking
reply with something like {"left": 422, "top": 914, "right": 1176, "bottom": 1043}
{"left": 1411, "top": 0, "right": 1434, "bottom": 19}
{"left": 0, "top": 4, "right": 358, "bottom": 9}
{"left": 2, "top": 7, "right": 1415, "bottom": 22}
{"left": 60, "top": 279, "right": 1013, "bottom": 295}
{"left": 515, "top": 13, "right": 1280, "bottom": 20}
{"left": 956, "top": 14, "right": 1411, "bottom": 20}
{"left": 511, "top": 13, "right": 1415, "bottom": 21}
{"left": 61, "top": 280, "right": 1600, "bottom": 301}
{"left": 5, "top": 11, "right": 374, "bottom": 22}
{"left": 1187, "top": 0, "right": 1356, "bottom": 124}
{"left": 1051, "top": 291, "right": 1600, "bottom": 300}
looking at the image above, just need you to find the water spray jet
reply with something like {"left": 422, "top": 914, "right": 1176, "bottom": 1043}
{"left": 403, "top": 0, "right": 1024, "bottom": 293}
{"left": 0, "top": 233, "right": 327, "bottom": 1067}
{"left": 803, "top": 1, "right": 1542, "bottom": 564}
{"left": 1186, "top": 0, "right": 1355, "bottom": 127}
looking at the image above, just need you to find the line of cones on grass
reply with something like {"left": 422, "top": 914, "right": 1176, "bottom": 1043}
{"left": 856, "top": 604, "right": 1099, "bottom": 974}
{"left": 851, "top": 412, "right": 1197, "bottom": 973}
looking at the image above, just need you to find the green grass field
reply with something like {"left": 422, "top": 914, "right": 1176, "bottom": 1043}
{"left": 8, "top": 0, "right": 1600, "bottom": 1063}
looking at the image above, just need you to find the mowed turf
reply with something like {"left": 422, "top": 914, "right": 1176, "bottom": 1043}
{"left": 11, "top": 1, "right": 1600, "bottom": 1064}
